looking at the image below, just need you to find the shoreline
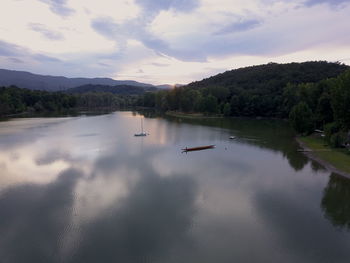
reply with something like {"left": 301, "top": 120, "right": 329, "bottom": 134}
{"left": 165, "top": 111, "right": 223, "bottom": 119}
{"left": 296, "top": 137, "right": 350, "bottom": 179}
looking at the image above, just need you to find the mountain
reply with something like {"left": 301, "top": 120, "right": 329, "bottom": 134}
{"left": 187, "top": 61, "right": 349, "bottom": 90}
{"left": 155, "top": 84, "right": 184, "bottom": 89}
{"left": 155, "top": 84, "right": 173, "bottom": 89}
{"left": 65, "top": 84, "right": 157, "bottom": 95}
{"left": 0, "top": 69, "right": 153, "bottom": 91}
{"left": 144, "top": 61, "right": 349, "bottom": 119}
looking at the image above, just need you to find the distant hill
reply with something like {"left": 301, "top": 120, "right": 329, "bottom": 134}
{"left": 155, "top": 84, "right": 173, "bottom": 89}
{"left": 65, "top": 84, "right": 157, "bottom": 95}
{"left": 0, "top": 69, "right": 153, "bottom": 91}
{"left": 141, "top": 61, "right": 350, "bottom": 120}
{"left": 187, "top": 61, "right": 349, "bottom": 90}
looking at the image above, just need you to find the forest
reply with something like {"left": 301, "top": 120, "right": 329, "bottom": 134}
{"left": 0, "top": 86, "right": 137, "bottom": 116}
{"left": 137, "top": 61, "right": 350, "bottom": 147}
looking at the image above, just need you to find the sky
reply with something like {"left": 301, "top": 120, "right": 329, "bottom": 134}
{"left": 0, "top": 0, "right": 350, "bottom": 85}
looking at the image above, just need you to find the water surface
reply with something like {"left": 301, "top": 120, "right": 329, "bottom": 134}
{"left": 0, "top": 112, "right": 350, "bottom": 263}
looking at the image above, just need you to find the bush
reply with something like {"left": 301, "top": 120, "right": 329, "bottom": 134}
{"left": 324, "top": 122, "right": 340, "bottom": 144}
{"left": 330, "top": 132, "right": 347, "bottom": 148}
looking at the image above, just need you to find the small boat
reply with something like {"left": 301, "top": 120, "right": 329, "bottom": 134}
{"left": 134, "top": 132, "right": 147, "bottom": 137}
{"left": 229, "top": 136, "right": 236, "bottom": 139}
{"left": 134, "top": 118, "right": 147, "bottom": 137}
{"left": 182, "top": 145, "right": 215, "bottom": 152}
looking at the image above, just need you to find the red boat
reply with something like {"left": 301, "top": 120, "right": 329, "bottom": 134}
{"left": 182, "top": 145, "right": 215, "bottom": 152}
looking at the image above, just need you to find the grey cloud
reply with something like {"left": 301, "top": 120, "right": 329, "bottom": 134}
{"left": 151, "top": 62, "right": 170, "bottom": 67}
{"left": 29, "top": 23, "right": 64, "bottom": 40}
{"left": 33, "top": 54, "right": 62, "bottom": 63}
{"left": 305, "top": 0, "right": 350, "bottom": 6}
{"left": 7, "top": 57, "right": 24, "bottom": 64}
{"left": 90, "top": 0, "right": 206, "bottom": 62}
{"left": 91, "top": 16, "right": 169, "bottom": 53}
{"left": 97, "top": 62, "right": 111, "bottom": 68}
{"left": 91, "top": 17, "right": 120, "bottom": 40}
{"left": 91, "top": 17, "right": 207, "bottom": 62}
{"left": 39, "top": 0, "right": 75, "bottom": 17}
{"left": 0, "top": 40, "right": 26, "bottom": 57}
{"left": 215, "top": 19, "right": 261, "bottom": 35}
{"left": 0, "top": 40, "right": 61, "bottom": 63}
{"left": 135, "top": 0, "right": 199, "bottom": 14}
{"left": 0, "top": 40, "right": 117, "bottom": 79}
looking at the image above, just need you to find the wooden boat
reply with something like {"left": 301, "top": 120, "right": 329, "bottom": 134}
{"left": 134, "top": 132, "right": 147, "bottom": 137}
{"left": 182, "top": 145, "right": 215, "bottom": 152}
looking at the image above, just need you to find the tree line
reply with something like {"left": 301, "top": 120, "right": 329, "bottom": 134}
{"left": 0, "top": 86, "right": 138, "bottom": 116}
{"left": 137, "top": 62, "right": 350, "bottom": 147}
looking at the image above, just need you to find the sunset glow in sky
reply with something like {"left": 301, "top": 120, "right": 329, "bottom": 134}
{"left": 0, "top": 0, "right": 350, "bottom": 85}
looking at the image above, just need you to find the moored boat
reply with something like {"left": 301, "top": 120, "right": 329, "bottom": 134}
{"left": 182, "top": 145, "right": 215, "bottom": 152}
{"left": 134, "top": 117, "right": 147, "bottom": 137}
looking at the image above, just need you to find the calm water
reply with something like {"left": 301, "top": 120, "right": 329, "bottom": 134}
{"left": 0, "top": 112, "right": 350, "bottom": 263}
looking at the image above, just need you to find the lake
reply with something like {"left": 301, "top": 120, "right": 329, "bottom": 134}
{"left": 0, "top": 111, "right": 350, "bottom": 263}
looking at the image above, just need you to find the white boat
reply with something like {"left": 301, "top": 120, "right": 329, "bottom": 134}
{"left": 134, "top": 117, "right": 147, "bottom": 137}
{"left": 229, "top": 136, "right": 236, "bottom": 139}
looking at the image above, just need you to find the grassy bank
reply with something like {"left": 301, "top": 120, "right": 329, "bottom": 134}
{"left": 299, "top": 136, "right": 350, "bottom": 174}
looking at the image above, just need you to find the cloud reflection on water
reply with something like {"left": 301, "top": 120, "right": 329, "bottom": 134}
{"left": 0, "top": 112, "right": 349, "bottom": 263}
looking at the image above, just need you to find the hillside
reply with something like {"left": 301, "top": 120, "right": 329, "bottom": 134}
{"left": 187, "top": 61, "right": 349, "bottom": 91}
{"left": 0, "top": 69, "right": 153, "bottom": 91}
{"left": 140, "top": 61, "right": 350, "bottom": 127}
{"left": 65, "top": 84, "right": 157, "bottom": 95}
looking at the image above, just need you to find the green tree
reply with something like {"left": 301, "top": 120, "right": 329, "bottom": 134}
{"left": 315, "top": 92, "right": 333, "bottom": 126}
{"left": 229, "top": 95, "right": 239, "bottom": 116}
{"left": 223, "top": 102, "right": 231, "bottom": 116}
{"left": 330, "top": 70, "right": 350, "bottom": 129}
{"left": 289, "top": 102, "right": 314, "bottom": 134}
{"left": 202, "top": 95, "right": 218, "bottom": 114}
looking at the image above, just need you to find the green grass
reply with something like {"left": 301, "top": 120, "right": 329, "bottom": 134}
{"left": 300, "top": 136, "right": 350, "bottom": 174}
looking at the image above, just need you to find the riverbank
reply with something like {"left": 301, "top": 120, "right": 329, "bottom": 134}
{"left": 165, "top": 111, "right": 223, "bottom": 119}
{"left": 296, "top": 136, "right": 350, "bottom": 178}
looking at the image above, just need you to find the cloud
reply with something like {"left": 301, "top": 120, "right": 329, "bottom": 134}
{"left": 33, "top": 54, "right": 62, "bottom": 62}
{"left": 147, "top": 1, "right": 350, "bottom": 61}
{"left": 135, "top": 0, "right": 199, "bottom": 14}
{"left": 215, "top": 19, "right": 261, "bottom": 35}
{"left": 0, "top": 40, "right": 26, "bottom": 57}
{"left": 0, "top": 39, "right": 119, "bottom": 78}
{"left": 1, "top": 0, "right": 350, "bottom": 84}
{"left": 7, "top": 57, "right": 24, "bottom": 63}
{"left": 91, "top": 16, "right": 208, "bottom": 62}
{"left": 304, "top": 0, "right": 350, "bottom": 6}
{"left": 38, "top": 0, "right": 75, "bottom": 17}
{"left": 0, "top": 39, "right": 61, "bottom": 64}
{"left": 151, "top": 62, "right": 170, "bottom": 67}
{"left": 90, "top": 0, "right": 203, "bottom": 62}
{"left": 29, "top": 23, "right": 64, "bottom": 40}
{"left": 90, "top": 17, "right": 121, "bottom": 40}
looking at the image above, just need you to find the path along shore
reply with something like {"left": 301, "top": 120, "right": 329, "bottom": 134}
{"left": 296, "top": 138, "right": 350, "bottom": 179}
